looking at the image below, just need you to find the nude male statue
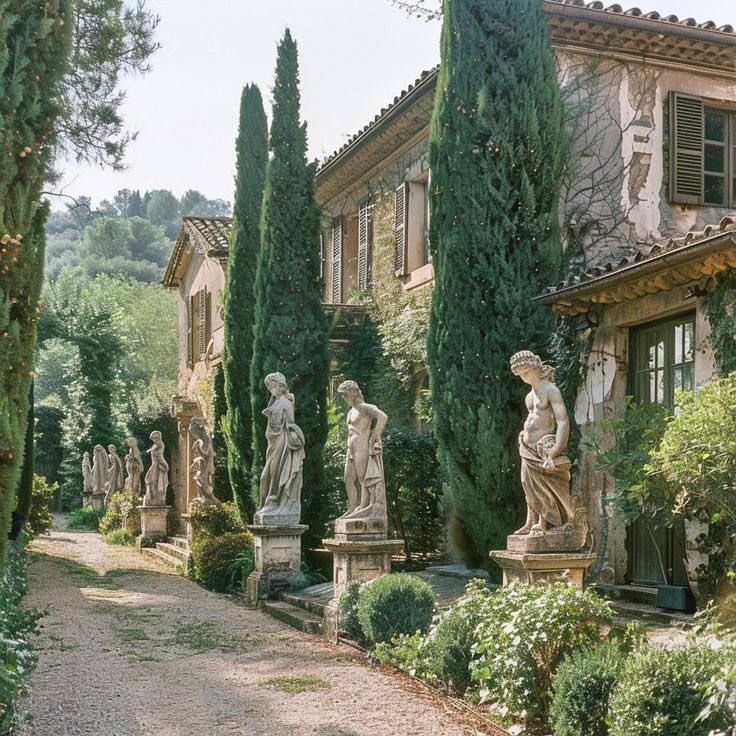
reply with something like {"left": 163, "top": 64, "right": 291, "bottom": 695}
{"left": 336, "top": 380, "right": 388, "bottom": 521}
{"left": 510, "top": 350, "right": 578, "bottom": 536}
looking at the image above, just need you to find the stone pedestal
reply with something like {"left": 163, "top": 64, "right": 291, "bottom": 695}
{"left": 246, "top": 524, "right": 308, "bottom": 605}
{"left": 137, "top": 505, "right": 169, "bottom": 548}
{"left": 90, "top": 492, "right": 106, "bottom": 512}
{"left": 82, "top": 492, "right": 92, "bottom": 509}
{"left": 181, "top": 513, "right": 192, "bottom": 542}
{"left": 490, "top": 550, "right": 596, "bottom": 587}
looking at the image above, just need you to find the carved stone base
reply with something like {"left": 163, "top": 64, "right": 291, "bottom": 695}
{"left": 137, "top": 505, "right": 169, "bottom": 547}
{"left": 490, "top": 550, "right": 597, "bottom": 587}
{"left": 334, "top": 516, "right": 387, "bottom": 540}
{"left": 90, "top": 493, "right": 106, "bottom": 512}
{"left": 254, "top": 509, "right": 301, "bottom": 527}
{"left": 322, "top": 537, "right": 404, "bottom": 602}
{"left": 82, "top": 492, "right": 92, "bottom": 509}
{"left": 246, "top": 524, "right": 308, "bottom": 605}
{"left": 506, "top": 527, "right": 587, "bottom": 554}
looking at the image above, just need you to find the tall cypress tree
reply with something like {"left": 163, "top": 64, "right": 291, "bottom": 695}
{"left": 223, "top": 84, "right": 267, "bottom": 521}
{"left": 0, "top": 2, "right": 72, "bottom": 561}
{"left": 250, "top": 30, "right": 330, "bottom": 549}
{"left": 427, "top": 0, "right": 566, "bottom": 566}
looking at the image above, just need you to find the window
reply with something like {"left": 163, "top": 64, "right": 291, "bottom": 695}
{"left": 670, "top": 91, "right": 736, "bottom": 207}
{"left": 632, "top": 314, "right": 695, "bottom": 408}
{"left": 357, "top": 199, "right": 372, "bottom": 290}
{"left": 330, "top": 217, "right": 343, "bottom": 304}
{"left": 188, "top": 287, "right": 212, "bottom": 366}
{"left": 394, "top": 173, "right": 431, "bottom": 277}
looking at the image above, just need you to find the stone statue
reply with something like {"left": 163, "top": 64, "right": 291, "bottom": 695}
{"left": 105, "top": 444, "right": 124, "bottom": 505}
{"left": 255, "top": 372, "right": 305, "bottom": 525}
{"left": 509, "top": 351, "right": 587, "bottom": 542}
{"left": 124, "top": 436, "right": 144, "bottom": 496}
{"left": 143, "top": 431, "right": 169, "bottom": 506}
{"left": 188, "top": 417, "right": 220, "bottom": 508}
{"left": 336, "top": 380, "right": 388, "bottom": 523}
{"left": 81, "top": 452, "right": 93, "bottom": 506}
{"left": 91, "top": 445, "right": 108, "bottom": 495}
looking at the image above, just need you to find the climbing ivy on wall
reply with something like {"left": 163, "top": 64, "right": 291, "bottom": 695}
{"left": 702, "top": 273, "right": 736, "bottom": 377}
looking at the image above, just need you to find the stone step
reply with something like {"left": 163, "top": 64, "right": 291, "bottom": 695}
{"left": 279, "top": 590, "right": 330, "bottom": 617}
{"left": 141, "top": 546, "right": 182, "bottom": 569}
{"left": 610, "top": 600, "right": 695, "bottom": 627}
{"left": 261, "top": 600, "right": 323, "bottom": 635}
{"left": 596, "top": 583, "right": 658, "bottom": 606}
{"left": 170, "top": 536, "right": 190, "bottom": 552}
{"left": 156, "top": 542, "right": 190, "bottom": 564}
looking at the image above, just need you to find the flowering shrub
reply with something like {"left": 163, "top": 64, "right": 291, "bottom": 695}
{"left": 609, "top": 643, "right": 734, "bottom": 736}
{"left": 471, "top": 583, "right": 612, "bottom": 731}
{"left": 99, "top": 488, "right": 141, "bottom": 536}
{"left": 0, "top": 538, "right": 42, "bottom": 732}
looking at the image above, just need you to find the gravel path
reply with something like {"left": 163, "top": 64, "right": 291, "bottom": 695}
{"left": 21, "top": 526, "right": 493, "bottom": 736}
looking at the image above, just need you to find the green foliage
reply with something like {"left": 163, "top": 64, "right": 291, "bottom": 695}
{"left": 549, "top": 642, "right": 627, "bottom": 736}
{"left": 373, "top": 632, "right": 426, "bottom": 674}
{"left": 0, "top": 538, "right": 42, "bottom": 732}
{"left": 423, "top": 578, "right": 493, "bottom": 693}
{"left": 0, "top": 0, "right": 73, "bottom": 566}
{"left": 337, "top": 579, "right": 367, "bottom": 644}
{"left": 703, "top": 273, "right": 736, "bottom": 376}
{"left": 144, "top": 189, "right": 181, "bottom": 238}
{"left": 99, "top": 489, "right": 141, "bottom": 536}
{"left": 223, "top": 83, "right": 267, "bottom": 522}
{"left": 382, "top": 428, "right": 443, "bottom": 557}
{"left": 25, "top": 476, "right": 55, "bottom": 540}
{"left": 191, "top": 532, "right": 254, "bottom": 593}
{"left": 33, "top": 405, "right": 64, "bottom": 485}
{"left": 356, "top": 574, "right": 435, "bottom": 645}
{"left": 609, "top": 644, "right": 732, "bottom": 736}
{"left": 471, "top": 583, "right": 612, "bottom": 731}
{"left": 104, "top": 528, "right": 136, "bottom": 546}
{"left": 648, "top": 375, "right": 736, "bottom": 599}
{"left": 250, "top": 30, "right": 330, "bottom": 551}
{"left": 189, "top": 501, "right": 245, "bottom": 541}
{"left": 426, "top": 0, "right": 567, "bottom": 566}
{"left": 66, "top": 506, "right": 102, "bottom": 530}
{"left": 211, "top": 366, "right": 232, "bottom": 502}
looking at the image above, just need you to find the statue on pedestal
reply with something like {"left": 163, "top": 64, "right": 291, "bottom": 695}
{"left": 81, "top": 452, "right": 93, "bottom": 506}
{"left": 91, "top": 445, "right": 108, "bottom": 496}
{"left": 143, "top": 431, "right": 169, "bottom": 507}
{"left": 188, "top": 417, "right": 220, "bottom": 508}
{"left": 336, "top": 380, "right": 388, "bottom": 523}
{"left": 105, "top": 444, "right": 124, "bottom": 505}
{"left": 124, "top": 436, "right": 144, "bottom": 496}
{"left": 509, "top": 351, "right": 587, "bottom": 540}
{"left": 255, "top": 373, "right": 304, "bottom": 524}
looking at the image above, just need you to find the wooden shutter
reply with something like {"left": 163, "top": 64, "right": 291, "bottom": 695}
{"left": 331, "top": 217, "right": 343, "bottom": 304}
{"left": 191, "top": 291, "right": 199, "bottom": 365}
{"left": 198, "top": 287, "right": 207, "bottom": 358}
{"left": 358, "top": 200, "right": 370, "bottom": 290}
{"left": 319, "top": 231, "right": 325, "bottom": 280}
{"left": 205, "top": 289, "right": 212, "bottom": 352}
{"left": 186, "top": 295, "right": 193, "bottom": 368}
{"left": 394, "top": 183, "right": 409, "bottom": 276}
{"left": 669, "top": 92, "right": 704, "bottom": 205}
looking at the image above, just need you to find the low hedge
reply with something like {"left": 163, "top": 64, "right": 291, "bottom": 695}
{"left": 190, "top": 531, "right": 254, "bottom": 593}
{"left": 357, "top": 573, "right": 435, "bottom": 645}
{"left": 66, "top": 506, "right": 102, "bottom": 531}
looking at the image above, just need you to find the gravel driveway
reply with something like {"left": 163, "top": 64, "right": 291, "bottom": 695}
{"left": 20, "top": 527, "right": 493, "bottom": 736}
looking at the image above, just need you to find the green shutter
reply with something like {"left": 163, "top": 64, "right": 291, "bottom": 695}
{"left": 669, "top": 91, "right": 704, "bottom": 205}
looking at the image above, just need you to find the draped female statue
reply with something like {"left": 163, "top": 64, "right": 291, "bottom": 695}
{"left": 91, "top": 445, "right": 108, "bottom": 496}
{"left": 105, "top": 444, "right": 124, "bottom": 505}
{"left": 255, "top": 373, "right": 304, "bottom": 526}
{"left": 81, "top": 452, "right": 93, "bottom": 506}
{"left": 124, "top": 436, "right": 144, "bottom": 496}
{"left": 143, "top": 431, "right": 169, "bottom": 506}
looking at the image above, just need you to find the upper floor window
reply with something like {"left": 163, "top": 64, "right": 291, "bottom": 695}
{"left": 394, "top": 172, "right": 431, "bottom": 277}
{"left": 186, "top": 286, "right": 211, "bottom": 367}
{"left": 670, "top": 91, "right": 736, "bottom": 208}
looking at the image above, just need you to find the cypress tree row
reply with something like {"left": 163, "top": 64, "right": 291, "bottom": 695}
{"left": 223, "top": 84, "right": 267, "bottom": 521}
{"left": 250, "top": 30, "right": 330, "bottom": 549}
{"left": 0, "top": 2, "right": 72, "bottom": 561}
{"left": 427, "top": 0, "right": 566, "bottom": 565}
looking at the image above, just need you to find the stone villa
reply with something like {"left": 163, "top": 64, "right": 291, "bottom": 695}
{"left": 163, "top": 0, "right": 736, "bottom": 597}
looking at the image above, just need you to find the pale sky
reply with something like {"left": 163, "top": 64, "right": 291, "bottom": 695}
{"left": 54, "top": 0, "right": 735, "bottom": 208}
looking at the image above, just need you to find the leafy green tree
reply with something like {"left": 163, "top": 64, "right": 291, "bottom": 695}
{"left": 250, "top": 31, "right": 330, "bottom": 548}
{"left": 0, "top": 0, "right": 73, "bottom": 562}
{"left": 127, "top": 190, "right": 144, "bottom": 218}
{"left": 145, "top": 189, "right": 181, "bottom": 238}
{"left": 223, "top": 84, "right": 268, "bottom": 521}
{"left": 180, "top": 190, "right": 231, "bottom": 218}
{"left": 426, "top": 0, "right": 566, "bottom": 565}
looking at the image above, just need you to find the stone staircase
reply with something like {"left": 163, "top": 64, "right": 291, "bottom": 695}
{"left": 141, "top": 536, "right": 191, "bottom": 574}
{"left": 260, "top": 582, "right": 333, "bottom": 635}
{"left": 596, "top": 584, "right": 695, "bottom": 626}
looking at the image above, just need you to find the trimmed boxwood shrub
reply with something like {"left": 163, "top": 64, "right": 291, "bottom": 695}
{"left": 191, "top": 532, "right": 254, "bottom": 593}
{"left": 357, "top": 573, "right": 435, "bottom": 645}
{"left": 104, "top": 528, "right": 136, "bottom": 546}
{"left": 550, "top": 642, "right": 626, "bottom": 736}
{"left": 338, "top": 579, "right": 366, "bottom": 644}
{"left": 609, "top": 643, "right": 732, "bottom": 736}
{"left": 67, "top": 506, "right": 102, "bottom": 531}
{"left": 189, "top": 501, "right": 244, "bottom": 541}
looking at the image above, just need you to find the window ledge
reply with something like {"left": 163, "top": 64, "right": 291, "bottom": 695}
{"left": 402, "top": 263, "right": 434, "bottom": 291}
